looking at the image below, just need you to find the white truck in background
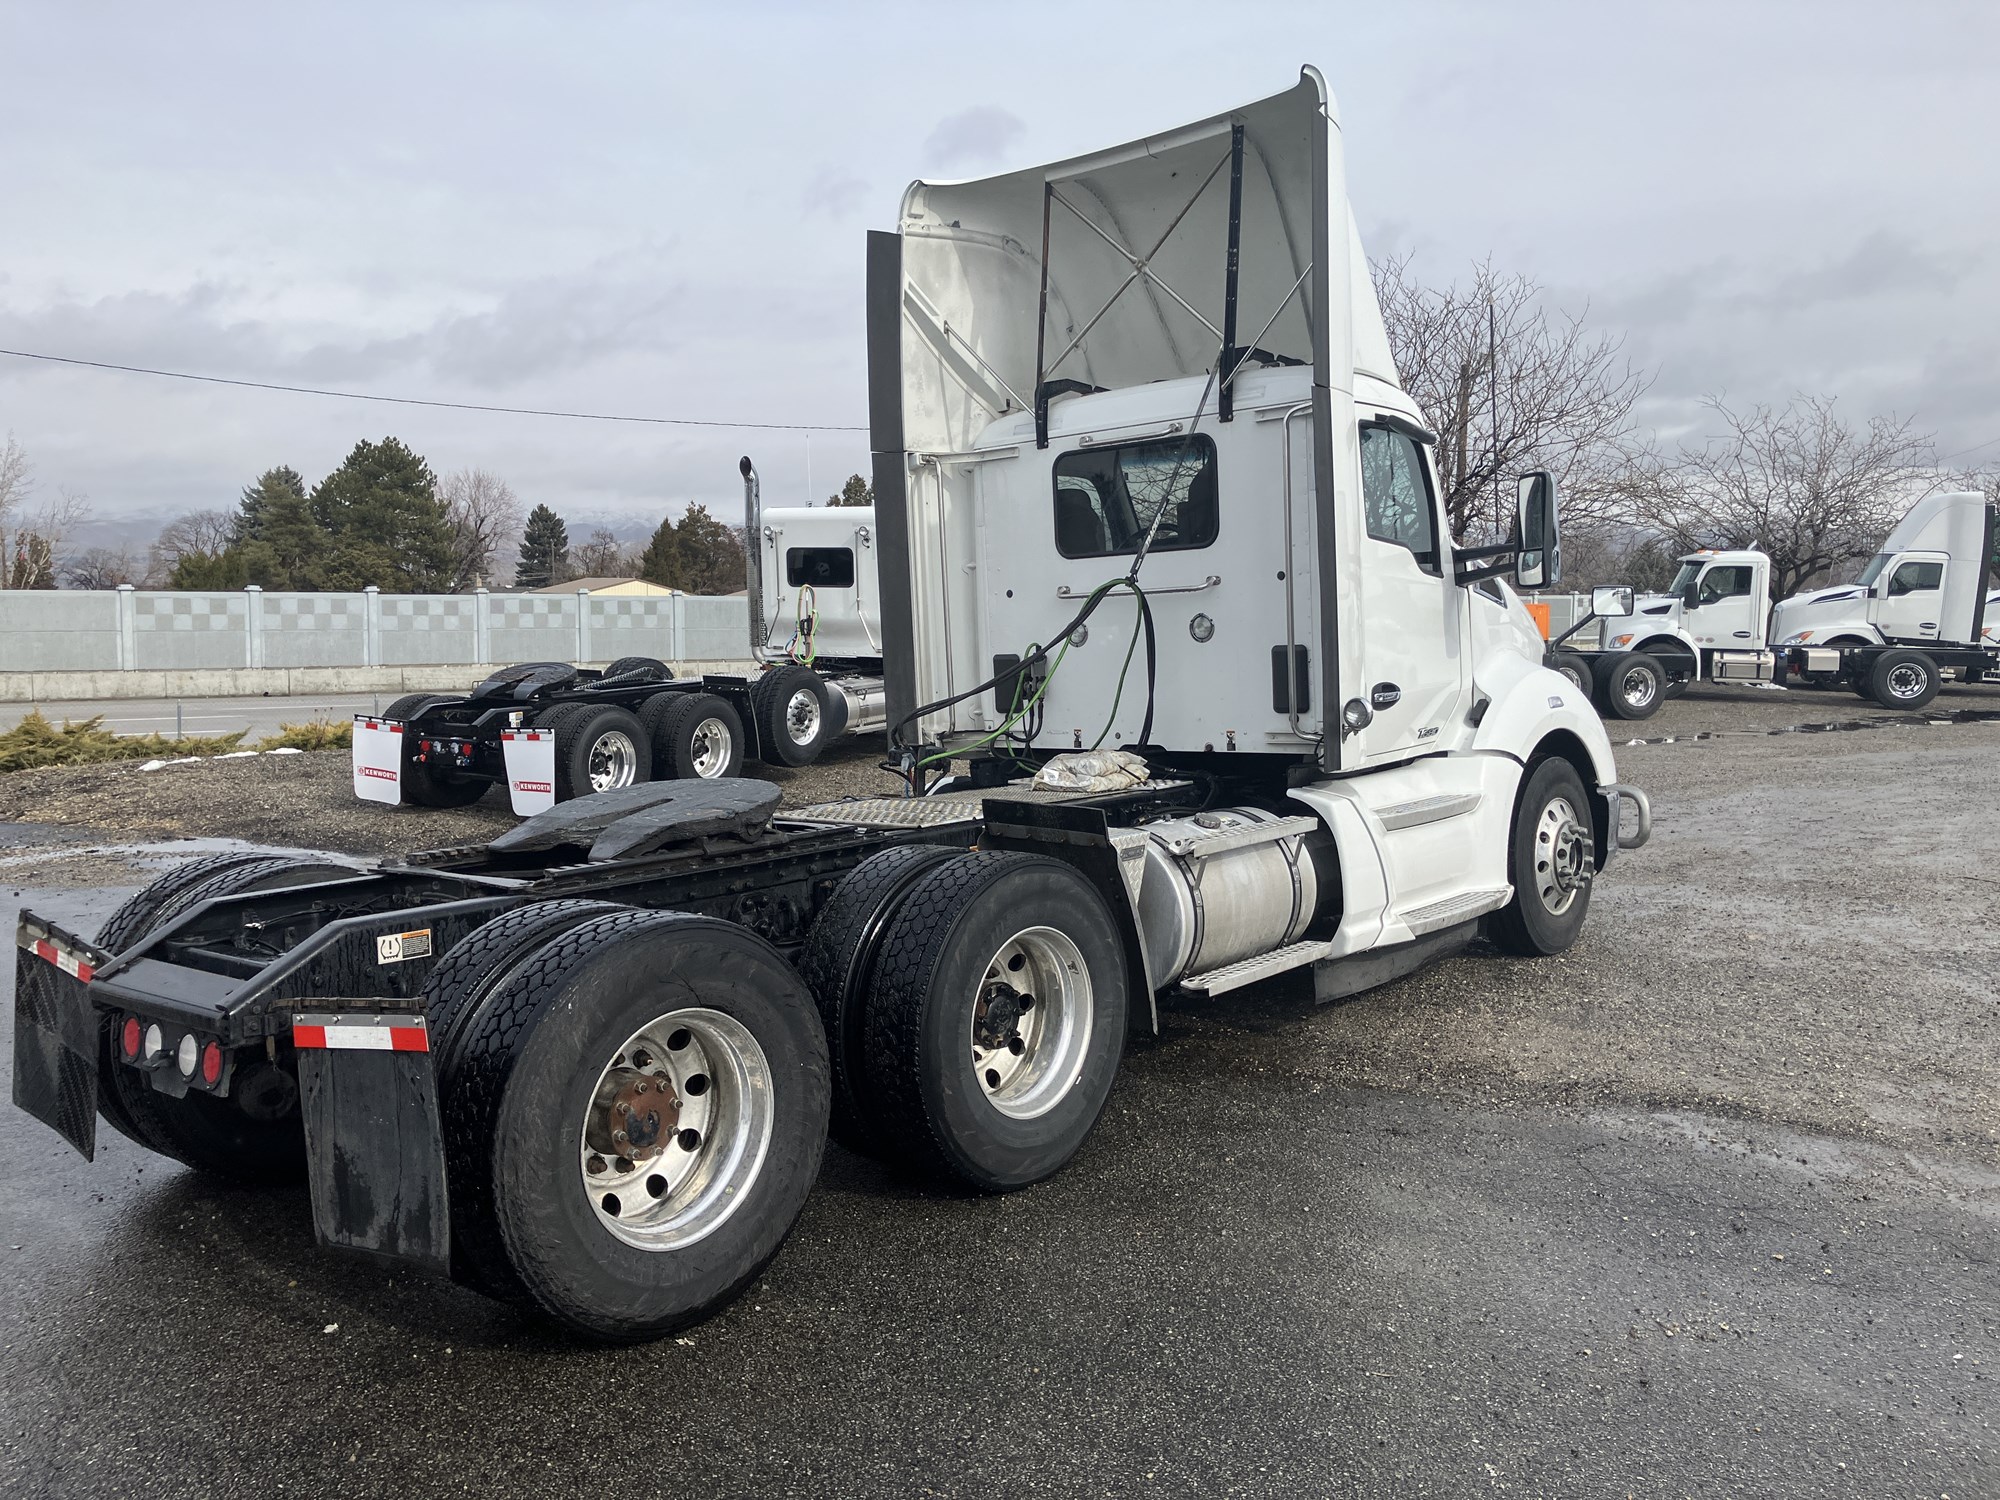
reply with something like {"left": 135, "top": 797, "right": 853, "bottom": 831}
{"left": 1548, "top": 491, "right": 1998, "bottom": 716}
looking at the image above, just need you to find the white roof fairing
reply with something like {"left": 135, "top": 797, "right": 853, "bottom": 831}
{"left": 891, "top": 68, "right": 1402, "bottom": 455}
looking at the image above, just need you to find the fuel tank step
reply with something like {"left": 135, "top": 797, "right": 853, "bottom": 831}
{"left": 1176, "top": 939, "right": 1335, "bottom": 998}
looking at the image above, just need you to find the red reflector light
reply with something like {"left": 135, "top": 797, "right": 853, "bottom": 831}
{"left": 201, "top": 1041, "right": 223, "bottom": 1086}
{"left": 121, "top": 1016, "right": 142, "bottom": 1060}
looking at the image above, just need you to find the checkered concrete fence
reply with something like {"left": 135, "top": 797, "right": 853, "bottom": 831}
{"left": 0, "top": 586, "right": 743, "bottom": 673}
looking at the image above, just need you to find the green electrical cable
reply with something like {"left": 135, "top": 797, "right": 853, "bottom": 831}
{"left": 916, "top": 636, "right": 1071, "bottom": 769}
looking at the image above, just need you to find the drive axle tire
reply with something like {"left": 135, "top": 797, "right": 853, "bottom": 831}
{"left": 863, "top": 852, "right": 1127, "bottom": 1192}
{"left": 424, "top": 898, "right": 630, "bottom": 1298}
{"left": 1489, "top": 757, "right": 1595, "bottom": 958}
{"left": 1549, "top": 651, "right": 1593, "bottom": 696}
{"left": 645, "top": 693, "right": 745, "bottom": 781}
{"left": 753, "top": 665, "right": 837, "bottom": 767}
{"left": 445, "top": 909, "right": 829, "bottom": 1342}
{"left": 1594, "top": 651, "right": 1665, "bottom": 720}
{"left": 96, "top": 856, "right": 355, "bottom": 1183}
{"left": 536, "top": 702, "right": 651, "bottom": 800}
{"left": 1869, "top": 649, "right": 1940, "bottom": 710}
{"left": 796, "top": 844, "right": 968, "bottom": 1155}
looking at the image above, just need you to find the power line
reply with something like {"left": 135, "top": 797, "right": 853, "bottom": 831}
{"left": 0, "top": 346, "right": 867, "bottom": 433}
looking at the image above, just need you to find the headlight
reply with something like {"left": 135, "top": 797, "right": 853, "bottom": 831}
{"left": 1780, "top": 631, "right": 1813, "bottom": 645}
{"left": 1609, "top": 634, "right": 1634, "bottom": 648}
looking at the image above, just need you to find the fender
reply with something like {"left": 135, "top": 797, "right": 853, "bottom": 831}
{"left": 1610, "top": 622, "right": 1699, "bottom": 664}
{"left": 1469, "top": 650, "right": 1619, "bottom": 788}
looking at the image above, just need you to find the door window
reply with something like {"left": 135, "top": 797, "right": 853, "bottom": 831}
{"left": 1359, "top": 425, "right": 1438, "bottom": 569}
{"left": 1696, "top": 565, "right": 1752, "bottom": 605}
{"left": 1888, "top": 560, "right": 1942, "bottom": 595}
{"left": 1051, "top": 435, "right": 1217, "bottom": 559}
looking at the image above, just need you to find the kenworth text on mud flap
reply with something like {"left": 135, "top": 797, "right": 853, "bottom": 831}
{"left": 15, "top": 69, "right": 1649, "bottom": 1343}
{"left": 349, "top": 507, "right": 888, "bottom": 814}
{"left": 1547, "top": 491, "right": 2000, "bottom": 719}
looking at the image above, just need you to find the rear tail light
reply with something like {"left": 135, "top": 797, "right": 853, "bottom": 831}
{"left": 121, "top": 1015, "right": 142, "bottom": 1060}
{"left": 176, "top": 1033, "right": 199, "bottom": 1078}
{"left": 143, "top": 1023, "right": 164, "bottom": 1063}
{"left": 200, "top": 1041, "right": 224, "bottom": 1087}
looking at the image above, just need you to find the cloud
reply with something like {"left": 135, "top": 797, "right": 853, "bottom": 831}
{"left": 801, "top": 167, "right": 870, "bottom": 219}
{"left": 922, "top": 106, "right": 1025, "bottom": 172}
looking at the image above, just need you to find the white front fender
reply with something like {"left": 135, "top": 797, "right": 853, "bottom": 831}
{"left": 1471, "top": 651, "right": 1620, "bottom": 786}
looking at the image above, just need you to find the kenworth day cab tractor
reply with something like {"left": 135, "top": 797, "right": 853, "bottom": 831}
{"left": 348, "top": 490, "right": 889, "bottom": 814}
{"left": 1547, "top": 491, "right": 1999, "bottom": 717}
{"left": 14, "top": 71, "right": 1649, "bottom": 1343}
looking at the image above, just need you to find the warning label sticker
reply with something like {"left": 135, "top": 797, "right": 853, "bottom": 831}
{"left": 376, "top": 928, "right": 434, "bottom": 964}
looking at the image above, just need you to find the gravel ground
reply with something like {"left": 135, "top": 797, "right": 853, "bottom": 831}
{"left": 3, "top": 696, "right": 1997, "bottom": 1495}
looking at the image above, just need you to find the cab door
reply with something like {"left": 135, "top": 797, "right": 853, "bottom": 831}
{"left": 1688, "top": 562, "right": 1759, "bottom": 647}
{"left": 1873, "top": 554, "right": 1947, "bottom": 641}
{"left": 1353, "top": 422, "right": 1463, "bottom": 761}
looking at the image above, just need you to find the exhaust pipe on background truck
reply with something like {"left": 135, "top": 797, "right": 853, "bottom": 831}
{"left": 740, "top": 455, "right": 767, "bottom": 656}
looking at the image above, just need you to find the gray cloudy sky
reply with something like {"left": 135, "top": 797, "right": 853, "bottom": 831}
{"left": 2, "top": 0, "right": 1995, "bottom": 538}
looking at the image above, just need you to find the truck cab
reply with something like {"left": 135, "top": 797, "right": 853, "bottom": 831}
{"left": 1772, "top": 491, "right": 1999, "bottom": 653}
{"left": 1562, "top": 548, "right": 1775, "bottom": 717}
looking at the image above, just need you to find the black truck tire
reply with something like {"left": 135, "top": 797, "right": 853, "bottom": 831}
{"left": 1869, "top": 649, "right": 1940, "bottom": 710}
{"left": 424, "top": 898, "right": 630, "bottom": 1298}
{"left": 443, "top": 909, "right": 829, "bottom": 1342}
{"left": 862, "top": 852, "right": 1128, "bottom": 1192}
{"left": 752, "top": 665, "right": 837, "bottom": 767}
{"left": 646, "top": 693, "right": 745, "bottom": 781}
{"left": 536, "top": 702, "right": 651, "bottom": 800}
{"left": 380, "top": 692, "right": 488, "bottom": 807}
{"left": 601, "top": 655, "right": 672, "bottom": 683}
{"left": 1594, "top": 651, "right": 1665, "bottom": 720}
{"left": 795, "top": 844, "right": 968, "bottom": 1155}
{"left": 1549, "top": 651, "right": 1593, "bottom": 695}
{"left": 96, "top": 856, "right": 355, "bottom": 1183}
{"left": 1488, "top": 757, "right": 1595, "bottom": 958}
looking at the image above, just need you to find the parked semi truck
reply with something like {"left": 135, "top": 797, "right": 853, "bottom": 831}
{"left": 16, "top": 70, "right": 1649, "bottom": 1342}
{"left": 349, "top": 477, "right": 888, "bottom": 813}
{"left": 1549, "top": 491, "right": 1998, "bottom": 717}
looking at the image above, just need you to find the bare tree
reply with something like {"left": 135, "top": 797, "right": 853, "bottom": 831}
{"left": 1372, "top": 254, "right": 1652, "bottom": 542}
{"left": 571, "top": 527, "right": 631, "bottom": 578}
{"left": 7, "top": 487, "right": 90, "bottom": 590}
{"left": 1634, "top": 395, "right": 1937, "bottom": 597}
{"left": 438, "top": 468, "right": 524, "bottom": 591}
{"left": 63, "top": 545, "right": 141, "bottom": 589}
{"left": 0, "top": 434, "right": 28, "bottom": 548}
{"left": 150, "top": 508, "right": 235, "bottom": 577}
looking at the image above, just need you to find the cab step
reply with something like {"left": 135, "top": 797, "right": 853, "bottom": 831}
{"left": 1177, "top": 939, "right": 1335, "bottom": 998}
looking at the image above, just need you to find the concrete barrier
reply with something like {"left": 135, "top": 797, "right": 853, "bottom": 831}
{"left": 0, "top": 661, "right": 761, "bottom": 704}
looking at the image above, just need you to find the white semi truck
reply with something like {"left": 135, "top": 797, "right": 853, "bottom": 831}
{"left": 1549, "top": 491, "right": 1998, "bottom": 716}
{"left": 15, "top": 69, "right": 1650, "bottom": 1342}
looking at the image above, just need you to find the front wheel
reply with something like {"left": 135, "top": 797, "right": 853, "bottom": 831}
{"left": 862, "top": 852, "right": 1127, "bottom": 1191}
{"left": 1594, "top": 651, "right": 1665, "bottom": 721}
{"left": 1869, "top": 649, "right": 1940, "bottom": 710}
{"left": 1488, "top": 757, "right": 1595, "bottom": 958}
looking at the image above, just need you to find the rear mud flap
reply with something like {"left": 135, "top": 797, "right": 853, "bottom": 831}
{"left": 295, "top": 1013, "right": 450, "bottom": 1273}
{"left": 12, "top": 917, "right": 104, "bottom": 1160}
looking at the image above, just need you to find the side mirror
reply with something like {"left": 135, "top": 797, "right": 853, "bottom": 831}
{"left": 1590, "top": 585, "right": 1634, "bottom": 618}
{"left": 1514, "top": 471, "right": 1560, "bottom": 590}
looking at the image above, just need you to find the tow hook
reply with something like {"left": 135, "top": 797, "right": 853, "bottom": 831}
{"left": 1606, "top": 782, "right": 1652, "bottom": 851}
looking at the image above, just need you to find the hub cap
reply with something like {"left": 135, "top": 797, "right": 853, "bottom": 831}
{"left": 1618, "top": 664, "right": 1658, "bottom": 709}
{"left": 783, "top": 688, "right": 822, "bottom": 746}
{"left": 588, "top": 730, "right": 639, "bottom": 792}
{"left": 1534, "top": 795, "right": 1589, "bottom": 916}
{"left": 970, "top": 926, "right": 1092, "bottom": 1120}
{"left": 1886, "top": 662, "right": 1926, "bottom": 700}
{"left": 689, "top": 717, "right": 733, "bottom": 778}
{"left": 578, "top": 1007, "right": 773, "bottom": 1251}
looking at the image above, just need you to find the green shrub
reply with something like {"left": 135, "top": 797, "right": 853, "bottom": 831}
{"left": 0, "top": 711, "right": 248, "bottom": 774}
{"left": 256, "top": 719, "right": 352, "bottom": 752}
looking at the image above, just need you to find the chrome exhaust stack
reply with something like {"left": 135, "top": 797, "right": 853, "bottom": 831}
{"left": 740, "top": 455, "right": 768, "bottom": 657}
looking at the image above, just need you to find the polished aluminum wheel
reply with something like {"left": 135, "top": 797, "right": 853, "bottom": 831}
{"left": 1617, "top": 663, "right": 1658, "bottom": 711}
{"left": 578, "top": 1007, "right": 773, "bottom": 1252}
{"left": 587, "top": 730, "right": 640, "bottom": 792}
{"left": 1533, "top": 795, "right": 1589, "bottom": 916}
{"left": 969, "top": 926, "right": 1092, "bottom": 1120}
{"left": 689, "top": 717, "right": 734, "bottom": 778}
{"left": 782, "top": 688, "right": 822, "bottom": 747}
{"left": 1884, "top": 662, "right": 1927, "bottom": 701}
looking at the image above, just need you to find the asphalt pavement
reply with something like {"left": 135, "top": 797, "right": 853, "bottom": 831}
{"left": 0, "top": 713, "right": 1995, "bottom": 1497}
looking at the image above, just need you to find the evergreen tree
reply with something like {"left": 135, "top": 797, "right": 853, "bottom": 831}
{"left": 827, "top": 473, "right": 873, "bottom": 508}
{"left": 309, "top": 438, "right": 455, "bottom": 591}
{"left": 232, "top": 466, "right": 308, "bottom": 546}
{"left": 674, "top": 503, "right": 746, "bottom": 594}
{"left": 637, "top": 515, "right": 683, "bottom": 589}
{"left": 239, "top": 484, "right": 330, "bottom": 590}
{"left": 168, "top": 548, "right": 250, "bottom": 589}
{"left": 515, "top": 503, "right": 570, "bottom": 588}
